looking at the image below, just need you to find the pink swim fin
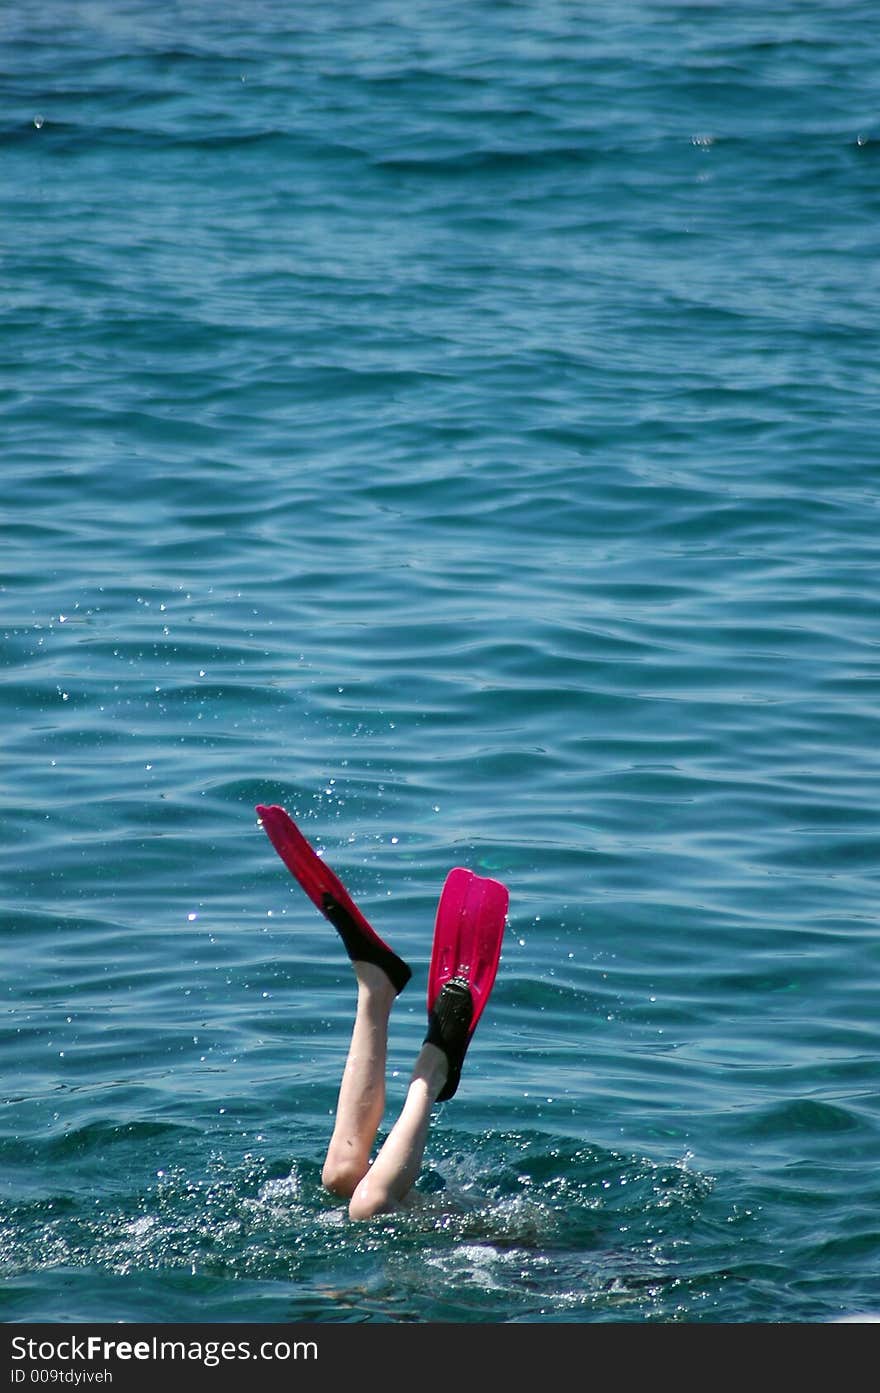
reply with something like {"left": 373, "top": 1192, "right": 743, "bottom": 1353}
{"left": 255, "top": 804, "right": 411, "bottom": 994}
{"left": 424, "top": 867, "right": 509, "bottom": 1101}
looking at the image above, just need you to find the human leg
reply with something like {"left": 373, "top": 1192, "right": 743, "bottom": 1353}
{"left": 347, "top": 1041, "right": 448, "bottom": 1220}
{"left": 347, "top": 977, "right": 474, "bottom": 1219}
{"left": 254, "top": 805, "right": 411, "bottom": 1196}
{"left": 321, "top": 961, "right": 397, "bottom": 1198}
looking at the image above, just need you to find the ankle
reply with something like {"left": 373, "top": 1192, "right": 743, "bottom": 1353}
{"left": 354, "top": 961, "right": 397, "bottom": 1009}
{"left": 410, "top": 1042, "right": 449, "bottom": 1099}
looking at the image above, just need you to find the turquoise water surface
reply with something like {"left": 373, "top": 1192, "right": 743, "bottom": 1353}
{"left": 2, "top": 0, "right": 880, "bottom": 1324}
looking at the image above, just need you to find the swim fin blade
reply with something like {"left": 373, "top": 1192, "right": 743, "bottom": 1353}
{"left": 255, "top": 804, "right": 412, "bottom": 994}
{"left": 425, "top": 866, "right": 509, "bottom": 1101}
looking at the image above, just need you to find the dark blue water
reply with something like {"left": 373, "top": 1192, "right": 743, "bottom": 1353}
{"left": 2, "top": 0, "right": 879, "bottom": 1324}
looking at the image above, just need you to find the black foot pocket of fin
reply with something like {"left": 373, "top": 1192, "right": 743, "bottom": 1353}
{"left": 424, "top": 977, "right": 474, "bottom": 1102}
{"left": 322, "top": 894, "right": 412, "bottom": 995}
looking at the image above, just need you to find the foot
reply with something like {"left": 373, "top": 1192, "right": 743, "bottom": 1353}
{"left": 423, "top": 977, "right": 474, "bottom": 1102}
{"left": 322, "top": 893, "right": 412, "bottom": 995}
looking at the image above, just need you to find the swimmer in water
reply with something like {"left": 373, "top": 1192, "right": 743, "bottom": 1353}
{"left": 255, "top": 804, "right": 508, "bottom": 1219}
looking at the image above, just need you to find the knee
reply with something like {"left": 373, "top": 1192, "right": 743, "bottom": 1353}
{"left": 321, "top": 1156, "right": 366, "bottom": 1199}
{"left": 348, "top": 1176, "right": 396, "bottom": 1222}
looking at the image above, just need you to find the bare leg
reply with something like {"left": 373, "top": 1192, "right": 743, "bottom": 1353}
{"left": 321, "top": 962, "right": 397, "bottom": 1199}
{"left": 348, "top": 1042, "right": 448, "bottom": 1220}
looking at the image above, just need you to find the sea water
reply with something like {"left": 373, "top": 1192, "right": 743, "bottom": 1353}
{"left": 2, "top": 0, "right": 879, "bottom": 1324}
